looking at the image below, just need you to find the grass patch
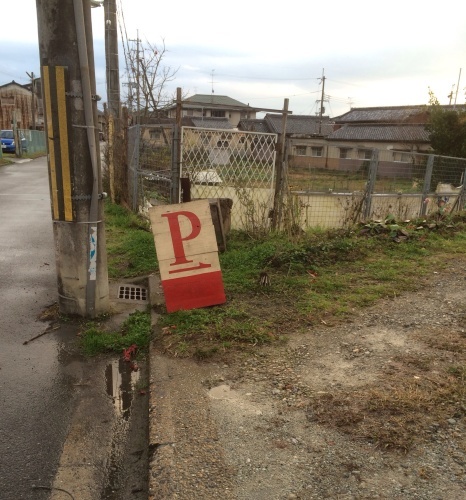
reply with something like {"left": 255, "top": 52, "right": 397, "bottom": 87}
{"left": 104, "top": 201, "right": 158, "bottom": 279}
{"left": 102, "top": 201, "right": 466, "bottom": 361}
{"left": 0, "top": 157, "right": 12, "bottom": 167}
{"left": 152, "top": 212, "right": 466, "bottom": 358}
{"left": 80, "top": 310, "right": 152, "bottom": 356}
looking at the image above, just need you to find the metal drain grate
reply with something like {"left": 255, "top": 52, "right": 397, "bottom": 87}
{"left": 118, "top": 285, "right": 148, "bottom": 301}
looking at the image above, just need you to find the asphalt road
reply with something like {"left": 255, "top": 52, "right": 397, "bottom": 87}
{"left": 0, "top": 156, "right": 77, "bottom": 499}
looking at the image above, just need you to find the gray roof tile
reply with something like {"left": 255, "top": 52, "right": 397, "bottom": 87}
{"left": 265, "top": 113, "right": 333, "bottom": 135}
{"left": 237, "top": 119, "right": 270, "bottom": 133}
{"left": 184, "top": 94, "right": 252, "bottom": 109}
{"left": 327, "top": 124, "right": 430, "bottom": 142}
{"left": 333, "top": 106, "right": 428, "bottom": 123}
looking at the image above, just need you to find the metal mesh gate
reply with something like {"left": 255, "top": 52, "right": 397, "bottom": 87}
{"left": 180, "top": 127, "right": 278, "bottom": 229}
{"left": 127, "top": 124, "right": 173, "bottom": 212}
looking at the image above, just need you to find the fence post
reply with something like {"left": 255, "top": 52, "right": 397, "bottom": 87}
{"left": 420, "top": 154, "right": 434, "bottom": 216}
{"left": 272, "top": 98, "right": 289, "bottom": 230}
{"left": 131, "top": 124, "right": 140, "bottom": 211}
{"left": 451, "top": 167, "right": 466, "bottom": 213}
{"left": 363, "top": 149, "right": 378, "bottom": 221}
{"left": 171, "top": 87, "right": 182, "bottom": 204}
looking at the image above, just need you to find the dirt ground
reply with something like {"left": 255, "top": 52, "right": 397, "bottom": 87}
{"left": 148, "top": 261, "right": 466, "bottom": 499}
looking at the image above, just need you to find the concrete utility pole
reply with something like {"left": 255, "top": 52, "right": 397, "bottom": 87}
{"left": 104, "top": 0, "right": 121, "bottom": 202}
{"left": 35, "top": 0, "right": 109, "bottom": 317}
{"left": 318, "top": 69, "right": 326, "bottom": 135}
{"left": 104, "top": 0, "right": 120, "bottom": 118}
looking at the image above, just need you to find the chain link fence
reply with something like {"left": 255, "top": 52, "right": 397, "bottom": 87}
{"left": 287, "top": 143, "right": 466, "bottom": 228}
{"left": 127, "top": 129, "right": 466, "bottom": 230}
{"left": 127, "top": 124, "right": 173, "bottom": 212}
{"left": 180, "top": 126, "right": 278, "bottom": 230}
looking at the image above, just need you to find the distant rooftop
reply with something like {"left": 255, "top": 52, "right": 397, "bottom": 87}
{"left": 265, "top": 113, "right": 333, "bottom": 135}
{"left": 332, "top": 105, "right": 429, "bottom": 123}
{"left": 181, "top": 94, "right": 255, "bottom": 110}
{"left": 328, "top": 124, "right": 430, "bottom": 142}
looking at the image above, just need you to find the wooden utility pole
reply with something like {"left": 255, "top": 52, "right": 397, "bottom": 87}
{"left": 171, "top": 87, "right": 182, "bottom": 203}
{"left": 35, "top": 0, "right": 109, "bottom": 317}
{"left": 136, "top": 32, "right": 141, "bottom": 123}
{"left": 271, "top": 98, "right": 289, "bottom": 230}
{"left": 26, "top": 71, "right": 36, "bottom": 130}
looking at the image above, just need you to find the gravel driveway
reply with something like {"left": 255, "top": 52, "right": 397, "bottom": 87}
{"left": 148, "top": 260, "right": 466, "bottom": 499}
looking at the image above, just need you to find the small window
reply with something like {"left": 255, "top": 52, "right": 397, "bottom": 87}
{"left": 295, "top": 145, "right": 307, "bottom": 156}
{"left": 149, "top": 129, "right": 162, "bottom": 140}
{"left": 394, "top": 152, "right": 411, "bottom": 163}
{"left": 186, "top": 109, "right": 194, "bottom": 116}
{"left": 211, "top": 110, "right": 225, "bottom": 118}
{"left": 311, "top": 146, "right": 323, "bottom": 157}
{"left": 339, "top": 148, "right": 351, "bottom": 159}
{"left": 358, "top": 149, "right": 372, "bottom": 160}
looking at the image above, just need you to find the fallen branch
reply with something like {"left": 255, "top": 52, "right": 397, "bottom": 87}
{"left": 23, "top": 325, "right": 60, "bottom": 345}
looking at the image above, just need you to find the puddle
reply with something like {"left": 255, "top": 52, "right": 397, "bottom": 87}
{"left": 105, "top": 358, "right": 141, "bottom": 420}
{"left": 102, "top": 358, "right": 149, "bottom": 499}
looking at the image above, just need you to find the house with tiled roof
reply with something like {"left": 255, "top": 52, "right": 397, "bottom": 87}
{"left": 332, "top": 105, "right": 429, "bottom": 124}
{"left": 238, "top": 113, "right": 334, "bottom": 167}
{"left": 319, "top": 105, "right": 435, "bottom": 174}
{"left": 166, "top": 94, "right": 259, "bottom": 127}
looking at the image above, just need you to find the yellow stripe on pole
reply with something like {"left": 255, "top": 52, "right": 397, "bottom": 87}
{"left": 56, "top": 67, "right": 73, "bottom": 221}
{"left": 42, "top": 66, "right": 59, "bottom": 220}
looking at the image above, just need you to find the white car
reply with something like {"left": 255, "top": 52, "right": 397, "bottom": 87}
{"left": 192, "top": 169, "right": 223, "bottom": 186}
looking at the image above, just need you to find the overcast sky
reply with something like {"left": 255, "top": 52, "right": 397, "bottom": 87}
{"left": 1, "top": 0, "right": 466, "bottom": 118}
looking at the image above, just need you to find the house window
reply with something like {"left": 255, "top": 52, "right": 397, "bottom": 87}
{"left": 295, "top": 146, "right": 307, "bottom": 156}
{"left": 186, "top": 109, "right": 194, "bottom": 116}
{"left": 394, "top": 152, "right": 411, "bottom": 163}
{"left": 358, "top": 149, "right": 372, "bottom": 160}
{"left": 211, "top": 110, "right": 225, "bottom": 118}
{"left": 339, "top": 148, "right": 351, "bottom": 159}
{"left": 311, "top": 146, "right": 323, "bottom": 157}
{"left": 149, "top": 129, "right": 162, "bottom": 141}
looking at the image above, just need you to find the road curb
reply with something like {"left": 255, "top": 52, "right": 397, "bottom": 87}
{"left": 146, "top": 275, "right": 235, "bottom": 499}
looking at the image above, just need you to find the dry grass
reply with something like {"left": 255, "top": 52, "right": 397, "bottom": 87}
{"left": 306, "top": 325, "right": 466, "bottom": 452}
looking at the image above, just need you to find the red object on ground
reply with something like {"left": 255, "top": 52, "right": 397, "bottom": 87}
{"left": 123, "top": 344, "right": 137, "bottom": 362}
{"left": 162, "top": 271, "right": 225, "bottom": 313}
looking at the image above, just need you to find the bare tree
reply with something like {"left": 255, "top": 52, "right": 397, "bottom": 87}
{"left": 124, "top": 38, "right": 178, "bottom": 120}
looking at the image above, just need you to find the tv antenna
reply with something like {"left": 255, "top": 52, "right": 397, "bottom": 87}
{"left": 211, "top": 69, "right": 218, "bottom": 94}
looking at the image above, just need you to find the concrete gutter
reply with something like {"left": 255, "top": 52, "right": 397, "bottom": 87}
{"left": 146, "top": 275, "right": 236, "bottom": 499}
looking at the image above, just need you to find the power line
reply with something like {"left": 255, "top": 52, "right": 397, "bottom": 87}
{"left": 203, "top": 71, "right": 322, "bottom": 82}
